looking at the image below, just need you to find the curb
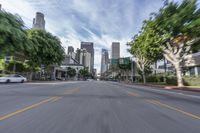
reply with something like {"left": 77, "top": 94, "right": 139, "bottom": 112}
{"left": 164, "top": 86, "right": 200, "bottom": 92}
{"left": 120, "top": 82, "right": 200, "bottom": 93}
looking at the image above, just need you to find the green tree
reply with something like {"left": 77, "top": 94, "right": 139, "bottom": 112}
{"left": 108, "top": 64, "right": 120, "bottom": 79}
{"left": 137, "top": 66, "right": 152, "bottom": 80}
{"left": 5, "top": 61, "right": 26, "bottom": 73}
{"left": 79, "top": 68, "right": 89, "bottom": 79}
{"left": 146, "top": 0, "right": 200, "bottom": 86}
{"left": 0, "top": 11, "right": 27, "bottom": 55}
{"left": 67, "top": 67, "right": 76, "bottom": 78}
{"left": 26, "top": 29, "right": 65, "bottom": 69}
{"left": 128, "top": 27, "right": 162, "bottom": 83}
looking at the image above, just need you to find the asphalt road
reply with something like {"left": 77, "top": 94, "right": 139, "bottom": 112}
{"left": 0, "top": 81, "right": 200, "bottom": 133}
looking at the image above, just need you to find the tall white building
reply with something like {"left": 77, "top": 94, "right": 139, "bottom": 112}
{"left": 81, "top": 42, "right": 94, "bottom": 73}
{"left": 84, "top": 51, "right": 91, "bottom": 72}
{"left": 32, "top": 12, "right": 45, "bottom": 30}
{"left": 111, "top": 42, "right": 120, "bottom": 59}
{"left": 75, "top": 48, "right": 91, "bottom": 72}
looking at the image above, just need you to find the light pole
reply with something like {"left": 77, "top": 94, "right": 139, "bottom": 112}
{"left": 76, "top": 67, "right": 78, "bottom": 81}
{"left": 131, "top": 57, "right": 135, "bottom": 83}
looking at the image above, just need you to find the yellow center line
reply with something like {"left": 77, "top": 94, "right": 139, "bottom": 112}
{"left": 0, "top": 88, "right": 80, "bottom": 121}
{"left": 126, "top": 91, "right": 140, "bottom": 97}
{"left": 0, "top": 97, "right": 57, "bottom": 121}
{"left": 51, "top": 97, "right": 63, "bottom": 102}
{"left": 63, "top": 88, "right": 80, "bottom": 95}
{"left": 147, "top": 99, "right": 200, "bottom": 120}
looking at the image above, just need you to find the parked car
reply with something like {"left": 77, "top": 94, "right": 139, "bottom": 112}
{"left": 0, "top": 74, "right": 27, "bottom": 83}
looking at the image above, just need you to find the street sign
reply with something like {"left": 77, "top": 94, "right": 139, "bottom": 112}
{"left": 111, "top": 59, "right": 118, "bottom": 65}
{"left": 119, "top": 57, "right": 130, "bottom": 65}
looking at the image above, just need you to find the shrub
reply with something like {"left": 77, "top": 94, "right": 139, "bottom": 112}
{"left": 183, "top": 77, "right": 200, "bottom": 86}
{"left": 146, "top": 75, "right": 164, "bottom": 83}
{"left": 166, "top": 76, "right": 200, "bottom": 86}
{"left": 166, "top": 76, "right": 177, "bottom": 85}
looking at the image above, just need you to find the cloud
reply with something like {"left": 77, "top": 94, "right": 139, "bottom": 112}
{"left": 0, "top": 0, "right": 166, "bottom": 73}
{"left": 0, "top": 0, "right": 36, "bottom": 28}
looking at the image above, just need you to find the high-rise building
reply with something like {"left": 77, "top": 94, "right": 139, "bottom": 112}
{"left": 75, "top": 48, "right": 91, "bottom": 72}
{"left": 67, "top": 46, "right": 76, "bottom": 60}
{"left": 68, "top": 46, "right": 74, "bottom": 54}
{"left": 32, "top": 12, "right": 45, "bottom": 30}
{"left": 83, "top": 50, "right": 91, "bottom": 72}
{"left": 81, "top": 42, "right": 94, "bottom": 72}
{"left": 101, "top": 49, "right": 109, "bottom": 74}
{"left": 93, "top": 69, "right": 97, "bottom": 78}
{"left": 111, "top": 42, "right": 120, "bottom": 59}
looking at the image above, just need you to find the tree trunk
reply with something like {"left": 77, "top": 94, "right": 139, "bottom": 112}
{"left": 154, "top": 61, "right": 157, "bottom": 75}
{"left": 29, "top": 72, "right": 33, "bottom": 81}
{"left": 13, "top": 62, "right": 16, "bottom": 73}
{"left": 142, "top": 69, "right": 146, "bottom": 84}
{"left": 175, "top": 63, "right": 184, "bottom": 87}
{"left": 29, "top": 64, "right": 35, "bottom": 81}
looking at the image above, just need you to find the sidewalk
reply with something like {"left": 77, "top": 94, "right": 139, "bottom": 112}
{"left": 120, "top": 81, "right": 200, "bottom": 92}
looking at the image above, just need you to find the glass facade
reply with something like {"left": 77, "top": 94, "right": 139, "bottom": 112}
{"left": 197, "top": 67, "right": 200, "bottom": 75}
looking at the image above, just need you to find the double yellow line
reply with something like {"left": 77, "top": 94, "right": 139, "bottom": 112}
{"left": 147, "top": 99, "right": 200, "bottom": 120}
{"left": 0, "top": 88, "right": 79, "bottom": 121}
{"left": 63, "top": 88, "right": 79, "bottom": 95}
{"left": 125, "top": 90, "right": 200, "bottom": 121}
{"left": 0, "top": 97, "right": 56, "bottom": 121}
{"left": 126, "top": 91, "right": 140, "bottom": 97}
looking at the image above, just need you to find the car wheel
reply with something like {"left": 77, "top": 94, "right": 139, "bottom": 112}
{"left": 21, "top": 80, "right": 24, "bottom": 83}
{"left": 6, "top": 79, "right": 10, "bottom": 83}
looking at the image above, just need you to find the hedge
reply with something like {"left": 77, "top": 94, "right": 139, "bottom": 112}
{"left": 165, "top": 76, "right": 200, "bottom": 86}
{"left": 144, "top": 75, "right": 200, "bottom": 86}
{"left": 146, "top": 75, "right": 164, "bottom": 83}
{"left": 183, "top": 77, "right": 200, "bottom": 86}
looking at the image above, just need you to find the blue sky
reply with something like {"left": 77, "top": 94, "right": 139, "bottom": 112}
{"left": 0, "top": 0, "right": 183, "bottom": 73}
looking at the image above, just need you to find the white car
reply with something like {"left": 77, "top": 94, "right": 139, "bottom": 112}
{"left": 0, "top": 74, "right": 27, "bottom": 83}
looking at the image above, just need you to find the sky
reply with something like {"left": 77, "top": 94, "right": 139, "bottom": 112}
{"left": 0, "top": 0, "right": 183, "bottom": 73}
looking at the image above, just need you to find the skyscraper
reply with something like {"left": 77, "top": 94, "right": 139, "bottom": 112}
{"left": 75, "top": 48, "right": 91, "bottom": 72}
{"left": 32, "top": 12, "right": 45, "bottom": 30}
{"left": 67, "top": 46, "right": 74, "bottom": 54}
{"left": 67, "top": 46, "right": 76, "bottom": 59}
{"left": 101, "top": 49, "right": 109, "bottom": 75}
{"left": 81, "top": 42, "right": 94, "bottom": 72}
{"left": 111, "top": 42, "right": 120, "bottom": 59}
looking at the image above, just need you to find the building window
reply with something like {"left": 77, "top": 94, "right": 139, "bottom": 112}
{"left": 197, "top": 67, "right": 200, "bottom": 75}
{"left": 189, "top": 67, "right": 195, "bottom": 76}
